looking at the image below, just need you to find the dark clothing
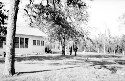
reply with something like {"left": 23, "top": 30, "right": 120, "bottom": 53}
{"left": 69, "top": 46, "right": 72, "bottom": 55}
{"left": 73, "top": 45, "right": 78, "bottom": 51}
{"left": 73, "top": 44, "right": 78, "bottom": 56}
{"left": 45, "top": 47, "right": 52, "bottom": 53}
{"left": 3, "top": 52, "right": 6, "bottom": 57}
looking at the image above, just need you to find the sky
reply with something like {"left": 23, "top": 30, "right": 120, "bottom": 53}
{"left": 86, "top": 0, "right": 125, "bottom": 38}
{"left": 1, "top": 0, "right": 125, "bottom": 38}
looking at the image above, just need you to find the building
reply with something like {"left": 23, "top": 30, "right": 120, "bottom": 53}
{"left": 0, "top": 27, "right": 48, "bottom": 56}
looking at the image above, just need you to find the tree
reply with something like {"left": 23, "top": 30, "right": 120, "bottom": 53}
{"left": 0, "top": 2, "right": 7, "bottom": 40}
{"left": 119, "top": 14, "right": 125, "bottom": 26}
{"left": 24, "top": 0, "right": 89, "bottom": 55}
{"left": 120, "top": 35, "right": 125, "bottom": 54}
{"left": 4, "top": 0, "right": 20, "bottom": 76}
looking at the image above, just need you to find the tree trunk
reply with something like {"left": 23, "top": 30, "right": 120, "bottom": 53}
{"left": 98, "top": 48, "right": 99, "bottom": 53}
{"left": 62, "top": 37, "right": 65, "bottom": 55}
{"left": 47, "top": 0, "right": 49, "bottom": 5}
{"left": 75, "top": 51, "right": 76, "bottom": 56}
{"left": 114, "top": 50, "right": 115, "bottom": 55}
{"left": 122, "top": 51, "right": 124, "bottom": 56}
{"left": 4, "top": 0, "right": 20, "bottom": 76}
{"left": 104, "top": 43, "right": 106, "bottom": 54}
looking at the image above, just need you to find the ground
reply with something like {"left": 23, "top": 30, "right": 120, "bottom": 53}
{"left": 0, "top": 52, "right": 125, "bottom": 81}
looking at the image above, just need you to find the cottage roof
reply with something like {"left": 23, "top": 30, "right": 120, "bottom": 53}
{"left": 16, "top": 27, "right": 48, "bottom": 37}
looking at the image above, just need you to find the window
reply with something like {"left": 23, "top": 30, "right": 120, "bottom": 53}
{"left": 43, "top": 41, "right": 44, "bottom": 46}
{"left": 41, "top": 41, "right": 44, "bottom": 46}
{"left": 25, "top": 38, "right": 28, "bottom": 48}
{"left": 20, "top": 38, "right": 24, "bottom": 48}
{"left": 15, "top": 37, "right": 19, "bottom": 48}
{"left": 0, "top": 40, "right": 3, "bottom": 48}
{"left": 41, "top": 41, "right": 42, "bottom": 46}
{"left": 33, "top": 40, "right": 36, "bottom": 45}
{"left": 15, "top": 37, "right": 28, "bottom": 48}
{"left": 33, "top": 40, "right": 43, "bottom": 46}
{"left": 37, "top": 40, "right": 40, "bottom": 46}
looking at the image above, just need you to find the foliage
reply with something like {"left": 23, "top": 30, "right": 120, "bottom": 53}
{"left": 24, "top": 0, "right": 89, "bottom": 42}
{"left": 120, "top": 35, "right": 125, "bottom": 51}
{"left": 119, "top": 14, "right": 125, "bottom": 25}
{"left": 0, "top": 2, "right": 7, "bottom": 40}
{"left": 87, "top": 34, "right": 125, "bottom": 54}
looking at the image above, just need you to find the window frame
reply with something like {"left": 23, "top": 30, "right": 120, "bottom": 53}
{"left": 15, "top": 37, "right": 19, "bottom": 48}
{"left": 41, "top": 41, "right": 44, "bottom": 46}
{"left": 20, "top": 37, "right": 25, "bottom": 48}
{"left": 0, "top": 40, "right": 3, "bottom": 48}
{"left": 25, "top": 38, "right": 29, "bottom": 48}
{"left": 37, "top": 40, "right": 40, "bottom": 46}
{"left": 33, "top": 40, "right": 36, "bottom": 45}
{"left": 15, "top": 37, "right": 29, "bottom": 48}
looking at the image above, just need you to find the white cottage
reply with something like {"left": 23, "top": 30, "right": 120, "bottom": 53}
{"left": 0, "top": 27, "right": 48, "bottom": 55}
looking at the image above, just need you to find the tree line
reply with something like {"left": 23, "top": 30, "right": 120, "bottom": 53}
{"left": 79, "top": 33, "right": 125, "bottom": 54}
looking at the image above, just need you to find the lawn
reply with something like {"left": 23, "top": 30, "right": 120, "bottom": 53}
{"left": 0, "top": 53, "right": 125, "bottom": 81}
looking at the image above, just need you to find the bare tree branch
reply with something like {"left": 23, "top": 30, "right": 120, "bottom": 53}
{"left": 24, "top": 9, "right": 33, "bottom": 25}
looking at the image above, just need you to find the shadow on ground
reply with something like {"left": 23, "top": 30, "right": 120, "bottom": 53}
{"left": 16, "top": 55, "right": 75, "bottom": 62}
{"left": 16, "top": 54, "right": 122, "bottom": 62}
{"left": 0, "top": 54, "right": 123, "bottom": 75}
{"left": 0, "top": 54, "right": 122, "bottom": 63}
{"left": 82, "top": 55, "right": 121, "bottom": 58}
{"left": 86, "top": 59, "right": 123, "bottom": 74}
{"left": 17, "top": 66, "right": 80, "bottom": 75}
{"left": 115, "top": 59, "right": 125, "bottom": 65}
{"left": 86, "top": 60, "right": 116, "bottom": 66}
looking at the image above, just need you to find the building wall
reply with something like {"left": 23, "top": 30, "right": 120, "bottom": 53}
{"left": 0, "top": 34, "right": 46, "bottom": 55}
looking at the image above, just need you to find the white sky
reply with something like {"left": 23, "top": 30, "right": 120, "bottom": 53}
{"left": 87, "top": 0, "right": 125, "bottom": 37}
{"left": 1, "top": 0, "right": 125, "bottom": 38}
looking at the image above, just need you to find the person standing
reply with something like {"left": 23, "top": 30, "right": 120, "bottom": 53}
{"left": 73, "top": 43, "right": 78, "bottom": 56}
{"left": 69, "top": 46, "right": 72, "bottom": 55}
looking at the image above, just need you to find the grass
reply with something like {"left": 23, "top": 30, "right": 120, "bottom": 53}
{"left": 0, "top": 53, "right": 125, "bottom": 81}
